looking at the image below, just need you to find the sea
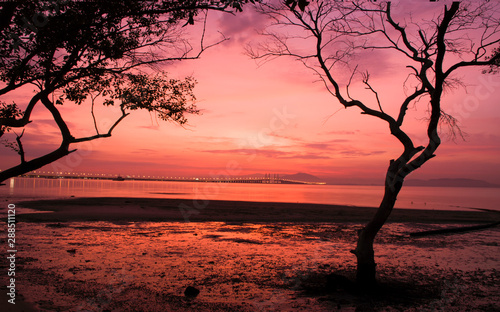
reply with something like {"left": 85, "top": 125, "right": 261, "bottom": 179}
{"left": 1, "top": 177, "right": 499, "bottom": 211}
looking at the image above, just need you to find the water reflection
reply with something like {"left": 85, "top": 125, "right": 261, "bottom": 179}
{"left": 2, "top": 177, "right": 500, "bottom": 211}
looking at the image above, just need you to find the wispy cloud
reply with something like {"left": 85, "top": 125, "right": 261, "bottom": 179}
{"left": 137, "top": 125, "right": 161, "bottom": 130}
{"left": 216, "top": 6, "right": 269, "bottom": 45}
{"left": 325, "top": 130, "right": 361, "bottom": 136}
{"left": 204, "top": 148, "right": 287, "bottom": 157}
{"left": 130, "top": 148, "right": 160, "bottom": 154}
{"left": 279, "top": 153, "right": 331, "bottom": 160}
{"left": 303, "top": 140, "right": 350, "bottom": 150}
{"left": 339, "top": 150, "right": 386, "bottom": 157}
{"left": 203, "top": 147, "right": 331, "bottom": 160}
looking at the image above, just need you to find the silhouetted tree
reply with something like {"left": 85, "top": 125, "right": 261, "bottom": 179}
{"left": 0, "top": 0, "right": 254, "bottom": 183}
{"left": 249, "top": 0, "right": 500, "bottom": 288}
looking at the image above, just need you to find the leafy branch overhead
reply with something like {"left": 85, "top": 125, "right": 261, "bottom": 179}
{"left": 0, "top": 101, "right": 22, "bottom": 135}
{"left": 0, "top": 0, "right": 249, "bottom": 183}
{"left": 285, "top": 0, "right": 310, "bottom": 12}
{"left": 119, "top": 74, "right": 198, "bottom": 124}
{"left": 63, "top": 72, "right": 198, "bottom": 124}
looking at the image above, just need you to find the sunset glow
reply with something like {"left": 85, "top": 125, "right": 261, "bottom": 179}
{"left": 2, "top": 2, "right": 500, "bottom": 310}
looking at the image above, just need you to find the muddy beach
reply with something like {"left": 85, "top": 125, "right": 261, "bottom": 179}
{"left": 1, "top": 198, "right": 499, "bottom": 311}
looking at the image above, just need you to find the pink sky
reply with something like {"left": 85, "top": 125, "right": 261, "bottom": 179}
{"left": 2, "top": 1, "right": 500, "bottom": 185}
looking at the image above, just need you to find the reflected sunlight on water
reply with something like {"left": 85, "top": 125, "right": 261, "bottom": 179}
{"left": 2, "top": 177, "right": 500, "bottom": 211}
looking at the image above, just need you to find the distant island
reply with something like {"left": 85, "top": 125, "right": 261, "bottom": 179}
{"left": 404, "top": 178, "right": 499, "bottom": 188}
{"left": 239, "top": 173, "right": 499, "bottom": 188}
{"left": 289, "top": 174, "right": 498, "bottom": 188}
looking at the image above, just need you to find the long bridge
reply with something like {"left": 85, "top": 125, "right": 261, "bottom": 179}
{"left": 19, "top": 172, "right": 326, "bottom": 185}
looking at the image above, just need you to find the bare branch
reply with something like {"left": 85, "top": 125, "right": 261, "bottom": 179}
{"left": 396, "top": 87, "right": 426, "bottom": 126}
{"left": 15, "top": 129, "right": 25, "bottom": 164}
{"left": 72, "top": 105, "right": 130, "bottom": 143}
{"left": 346, "top": 65, "right": 358, "bottom": 101}
{"left": 361, "top": 71, "right": 383, "bottom": 113}
{"left": 386, "top": 3, "right": 422, "bottom": 61}
{"left": 440, "top": 109, "right": 466, "bottom": 142}
{"left": 90, "top": 92, "right": 101, "bottom": 135}
{"left": 250, "top": 0, "right": 500, "bottom": 287}
{"left": 40, "top": 95, "right": 73, "bottom": 143}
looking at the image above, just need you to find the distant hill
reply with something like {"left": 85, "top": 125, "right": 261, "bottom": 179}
{"left": 282, "top": 172, "right": 323, "bottom": 182}
{"left": 405, "top": 178, "right": 498, "bottom": 188}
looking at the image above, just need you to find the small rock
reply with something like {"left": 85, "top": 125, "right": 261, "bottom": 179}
{"left": 184, "top": 286, "right": 200, "bottom": 298}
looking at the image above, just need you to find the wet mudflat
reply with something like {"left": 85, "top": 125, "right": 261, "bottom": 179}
{"left": 2, "top": 220, "right": 499, "bottom": 311}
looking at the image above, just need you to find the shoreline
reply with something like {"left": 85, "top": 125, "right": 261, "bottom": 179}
{"left": 14, "top": 197, "right": 499, "bottom": 224}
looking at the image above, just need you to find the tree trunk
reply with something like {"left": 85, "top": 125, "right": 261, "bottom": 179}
{"left": 352, "top": 169, "right": 402, "bottom": 289}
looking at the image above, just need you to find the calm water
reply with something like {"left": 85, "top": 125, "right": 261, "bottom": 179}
{"left": 1, "top": 177, "right": 499, "bottom": 211}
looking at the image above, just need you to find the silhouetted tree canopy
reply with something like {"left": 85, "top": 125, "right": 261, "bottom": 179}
{"left": 0, "top": 0, "right": 254, "bottom": 183}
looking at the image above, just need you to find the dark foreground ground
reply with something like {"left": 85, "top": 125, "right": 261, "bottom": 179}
{"left": 0, "top": 197, "right": 499, "bottom": 311}
{"left": 12, "top": 197, "right": 499, "bottom": 223}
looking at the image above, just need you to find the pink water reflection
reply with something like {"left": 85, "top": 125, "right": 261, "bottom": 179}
{"left": 4, "top": 177, "right": 500, "bottom": 211}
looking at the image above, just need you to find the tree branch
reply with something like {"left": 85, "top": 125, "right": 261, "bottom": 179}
{"left": 361, "top": 71, "right": 383, "bottom": 113}
{"left": 40, "top": 94, "right": 73, "bottom": 143}
{"left": 15, "top": 129, "right": 25, "bottom": 164}
{"left": 0, "top": 145, "right": 75, "bottom": 185}
{"left": 0, "top": 92, "right": 45, "bottom": 130}
{"left": 444, "top": 52, "right": 500, "bottom": 78}
{"left": 72, "top": 105, "right": 130, "bottom": 143}
{"left": 396, "top": 87, "right": 426, "bottom": 126}
{"left": 386, "top": 2, "right": 425, "bottom": 63}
